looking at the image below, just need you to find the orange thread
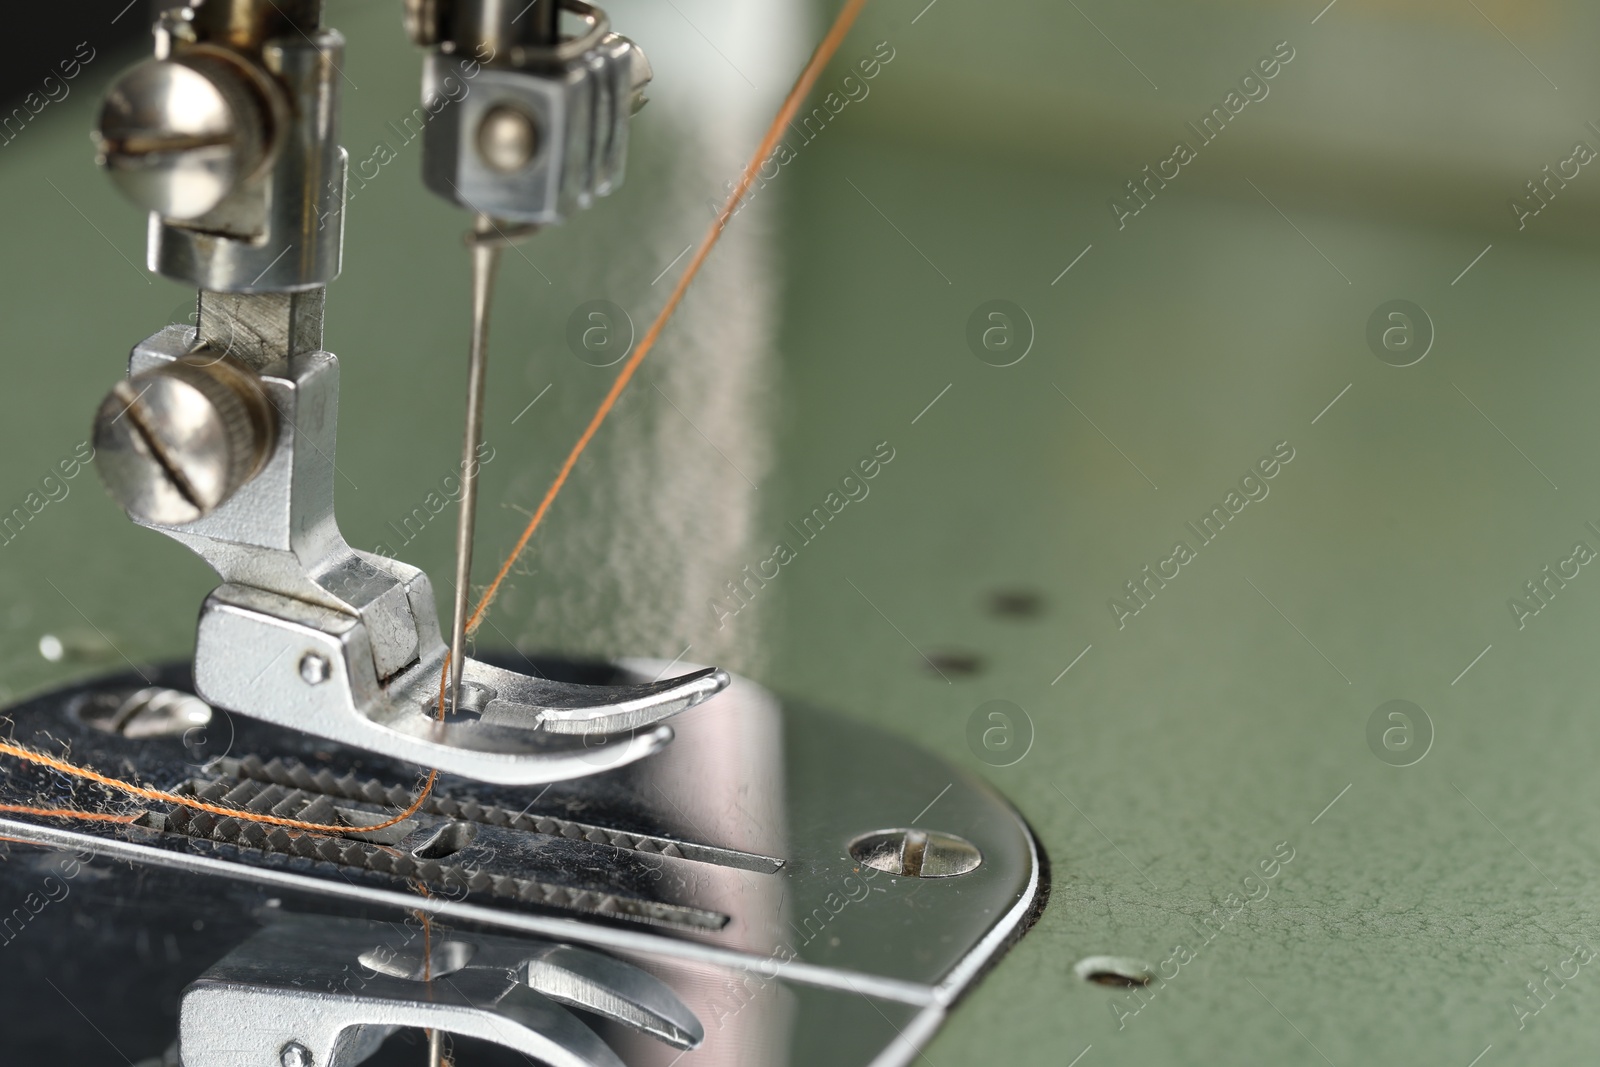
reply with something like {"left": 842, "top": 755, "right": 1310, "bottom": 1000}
{"left": 0, "top": 804, "right": 137, "bottom": 825}
{"left": 435, "top": 649, "right": 452, "bottom": 720}
{"left": 416, "top": 882, "right": 448, "bottom": 1062}
{"left": 462, "top": 0, "right": 872, "bottom": 639}
{"left": 0, "top": 737, "right": 436, "bottom": 836}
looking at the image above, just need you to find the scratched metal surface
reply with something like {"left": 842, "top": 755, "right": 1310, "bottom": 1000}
{"left": 3, "top": 0, "right": 1600, "bottom": 1063}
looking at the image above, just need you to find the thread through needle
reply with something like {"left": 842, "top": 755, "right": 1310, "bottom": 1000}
{"left": 0, "top": 0, "right": 873, "bottom": 835}
{"left": 459, "top": 0, "right": 872, "bottom": 641}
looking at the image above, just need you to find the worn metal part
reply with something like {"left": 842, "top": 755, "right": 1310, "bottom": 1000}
{"left": 179, "top": 916, "right": 703, "bottom": 1067}
{"left": 198, "top": 289, "right": 327, "bottom": 367}
{"left": 417, "top": 0, "right": 649, "bottom": 224}
{"left": 403, "top": 0, "right": 447, "bottom": 48}
{"left": 144, "top": 756, "right": 735, "bottom": 930}
{"left": 0, "top": 657, "right": 1042, "bottom": 1066}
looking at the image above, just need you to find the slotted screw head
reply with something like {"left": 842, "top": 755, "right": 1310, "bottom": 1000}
{"left": 95, "top": 55, "right": 267, "bottom": 219}
{"left": 93, "top": 356, "right": 276, "bottom": 526}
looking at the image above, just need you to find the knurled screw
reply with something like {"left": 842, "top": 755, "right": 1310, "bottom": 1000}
{"left": 279, "top": 1042, "right": 313, "bottom": 1067}
{"left": 92, "top": 355, "right": 276, "bottom": 527}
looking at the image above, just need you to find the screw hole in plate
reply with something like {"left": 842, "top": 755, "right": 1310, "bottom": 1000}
{"left": 923, "top": 651, "right": 985, "bottom": 678}
{"left": 987, "top": 588, "right": 1046, "bottom": 619}
{"left": 1073, "top": 955, "right": 1155, "bottom": 988}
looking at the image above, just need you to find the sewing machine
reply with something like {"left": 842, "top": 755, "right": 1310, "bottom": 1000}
{"left": 9, "top": 0, "right": 1600, "bottom": 1063}
{"left": 0, "top": 2, "right": 1039, "bottom": 1064}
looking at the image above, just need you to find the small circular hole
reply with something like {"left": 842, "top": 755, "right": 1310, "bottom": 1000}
{"left": 988, "top": 589, "right": 1046, "bottom": 619}
{"left": 1073, "top": 955, "right": 1155, "bottom": 988}
{"left": 419, "top": 681, "right": 497, "bottom": 717}
{"left": 923, "top": 651, "right": 984, "bottom": 678}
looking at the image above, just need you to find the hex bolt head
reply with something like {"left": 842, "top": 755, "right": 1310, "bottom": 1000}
{"left": 95, "top": 55, "right": 271, "bottom": 220}
{"left": 279, "top": 1042, "right": 314, "bottom": 1067}
{"left": 476, "top": 105, "right": 540, "bottom": 173}
{"left": 299, "top": 653, "right": 331, "bottom": 686}
{"left": 92, "top": 355, "right": 276, "bottom": 527}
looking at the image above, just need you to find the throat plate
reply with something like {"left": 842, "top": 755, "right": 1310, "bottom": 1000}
{"left": 0, "top": 656, "right": 1043, "bottom": 1066}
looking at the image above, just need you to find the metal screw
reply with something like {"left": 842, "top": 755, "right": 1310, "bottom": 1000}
{"left": 279, "top": 1042, "right": 313, "bottom": 1067}
{"left": 847, "top": 828, "right": 983, "bottom": 879}
{"left": 299, "top": 653, "right": 331, "bottom": 686}
{"left": 476, "top": 105, "right": 539, "bottom": 173}
{"left": 95, "top": 56, "right": 269, "bottom": 220}
{"left": 92, "top": 355, "right": 276, "bottom": 526}
{"left": 78, "top": 686, "right": 213, "bottom": 740}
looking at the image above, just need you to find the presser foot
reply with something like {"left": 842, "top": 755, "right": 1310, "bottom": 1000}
{"left": 195, "top": 584, "right": 730, "bottom": 785}
{"left": 94, "top": 324, "right": 729, "bottom": 784}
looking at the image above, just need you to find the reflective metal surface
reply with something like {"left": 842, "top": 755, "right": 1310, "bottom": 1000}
{"left": 0, "top": 656, "right": 1042, "bottom": 1064}
{"left": 95, "top": 55, "right": 267, "bottom": 220}
{"left": 180, "top": 916, "right": 703, "bottom": 1066}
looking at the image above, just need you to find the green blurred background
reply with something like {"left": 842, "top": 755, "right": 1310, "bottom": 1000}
{"left": 5, "top": 0, "right": 1600, "bottom": 1061}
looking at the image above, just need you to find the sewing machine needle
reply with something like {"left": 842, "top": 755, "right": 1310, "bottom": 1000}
{"left": 429, "top": 1028, "right": 445, "bottom": 1067}
{"left": 448, "top": 214, "right": 502, "bottom": 720}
